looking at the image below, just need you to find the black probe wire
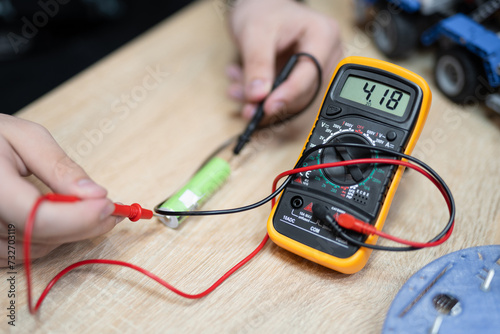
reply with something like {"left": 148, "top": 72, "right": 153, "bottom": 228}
{"left": 154, "top": 175, "right": 292, "bottom": 216}
{"left": 154, "top": 143, "right": 455, "bottom": 251}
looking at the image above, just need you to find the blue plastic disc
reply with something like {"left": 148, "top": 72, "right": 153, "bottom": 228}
{"left": 383, "top": 245, "right": 500, "bottom": 334}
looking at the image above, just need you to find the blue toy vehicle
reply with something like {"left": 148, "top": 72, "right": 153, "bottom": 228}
{"left": 355, "top": 0, "right": 500, "bottom": 112}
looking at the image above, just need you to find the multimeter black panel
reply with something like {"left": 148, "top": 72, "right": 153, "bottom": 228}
{"left": 272, "top": 64, "right": 423, "bottom": 259}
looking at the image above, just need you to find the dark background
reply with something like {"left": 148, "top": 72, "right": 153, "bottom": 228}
{"left": 0, "top": 0, "right": 194, "bottom": 115}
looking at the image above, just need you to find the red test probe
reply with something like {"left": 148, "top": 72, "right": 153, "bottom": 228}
{"left": 113, "top": 203, "right": 153, "bottom": 221}
{"left": 41, "top": 193, "right": 153, "bottom": 221}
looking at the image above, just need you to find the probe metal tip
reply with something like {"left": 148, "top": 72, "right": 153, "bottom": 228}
{"left": 233, "top": 135, "right": 249, "bottom": 155}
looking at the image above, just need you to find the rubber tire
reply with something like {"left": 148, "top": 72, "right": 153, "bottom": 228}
{"left": 372, "top": 9, "right": 418, "bottom": 59}
{"left": 434, "top": 47, "right": 483, "bottom": 104}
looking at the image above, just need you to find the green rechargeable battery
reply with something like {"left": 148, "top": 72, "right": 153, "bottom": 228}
{"left": 158, "top": 156, "right": 231, "bottom": 228}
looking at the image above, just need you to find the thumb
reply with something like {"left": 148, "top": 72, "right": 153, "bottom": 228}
{"left": 50, "top": 158, "right": 107, "bottom": 199}
{"left": 4, "top": 119, "right": 107, "bottom": 199}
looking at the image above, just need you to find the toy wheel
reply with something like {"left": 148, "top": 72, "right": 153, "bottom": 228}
{"left": 372, "top": 9, "right": 418, "bottom": 58}
{"left": 434, "top": 47, "right": 483, "bottom": 104}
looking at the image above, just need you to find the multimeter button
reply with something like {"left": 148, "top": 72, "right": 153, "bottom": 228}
{"left": 386, "top": 131, "right": 397, "bottom": 141}
{"left": 325, "top": 105, "right": 342, "bottom": 116}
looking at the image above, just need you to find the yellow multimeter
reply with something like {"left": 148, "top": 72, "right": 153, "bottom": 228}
{"left": 267, "top": 56, "right": 431, "bottom": 274}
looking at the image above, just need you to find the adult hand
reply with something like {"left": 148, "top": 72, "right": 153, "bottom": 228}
{"left": 228, "top": 0, "right": 342, "bottom": 120}
{"left": 0, "top": 115, "right": 120, "bottom": 267}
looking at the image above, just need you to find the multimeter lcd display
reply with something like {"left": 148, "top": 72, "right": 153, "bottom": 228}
{"left": 339, "top": 76, "right": 410, "bottom": 117}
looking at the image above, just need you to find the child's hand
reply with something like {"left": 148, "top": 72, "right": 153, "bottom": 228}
{"left": 228, "top": 0, "right": 342, "bottom": 119}
{"left": 0, "top": 115, "right": 119, "bottom": 266}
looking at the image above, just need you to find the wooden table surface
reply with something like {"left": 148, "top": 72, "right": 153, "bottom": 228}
{"left": 3, "top": 0, "right": 500, "bottom": 333}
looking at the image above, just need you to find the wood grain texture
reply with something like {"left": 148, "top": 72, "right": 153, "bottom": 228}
{"left": 2, "top": 0, "right": 499, "bottom": 333}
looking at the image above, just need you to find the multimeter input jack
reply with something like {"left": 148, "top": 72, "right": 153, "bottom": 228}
{"left": 291, "top": 196, "right": 304, "bottom": 209}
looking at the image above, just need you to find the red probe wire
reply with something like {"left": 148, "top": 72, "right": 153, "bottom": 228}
{"left": 24, "top": 158, "right": 453, "bottom": 314}
{"left": 24, "top": 195, "right": 268, "bottom": 314}
{"left": 333, "top": 213, "right": 449, "bottom": 248}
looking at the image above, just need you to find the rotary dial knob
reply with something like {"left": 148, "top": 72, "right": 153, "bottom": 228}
{"left": 321, "top": 133, "right": 374, "bottom": 185}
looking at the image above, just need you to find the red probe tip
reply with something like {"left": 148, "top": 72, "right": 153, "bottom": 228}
{"left": 113, "top": 203, "right": 153, "bottom": 222}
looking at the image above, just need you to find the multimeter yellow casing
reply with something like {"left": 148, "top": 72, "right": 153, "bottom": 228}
{"left": 267, "top": 57, "right": 431, "bottom": 274}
